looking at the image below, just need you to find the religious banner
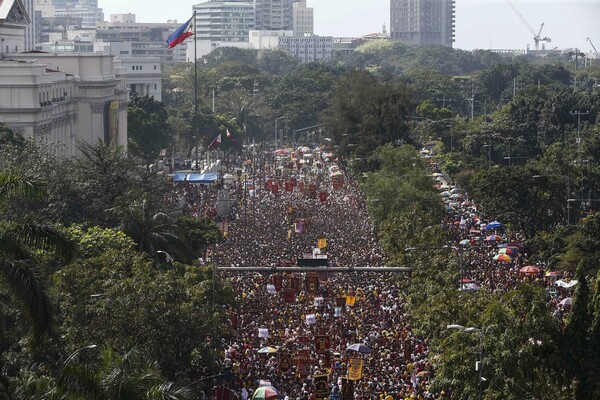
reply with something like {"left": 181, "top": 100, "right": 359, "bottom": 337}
{"left": 284, "top": 289, "right": 295, "bottom": 304}
{"left": 272, "top": 274, "right": 283, "bottom": 292}
{"left": 341, "top": 378, "right": 354, "bottom": 400}
{"left": 317, "top": 271, "right": 328, "bottom": 283}
{"left": 285, "top": 181, "right": 294, "bottom": 192}
{"left": 283, "top": 275, "right": 292, "bottom": 289}
{"left": 306, "top": 273, "right": 318, "bottom": 294}
{"left": 314, "top": 374, "right": 329, "bottom": 400}
{"left": 305, "top": 314, "right": 316, "bottom": 325}
{"left": 335, "top": 297, "right": 346, "bottom": 307}
{"left": 319, "top": 191, "right": 328, "bottom": 203}
{"left": 298, "top": 181, "right": 305, "bottom": 192}
{"left": 279, "top": 352, "right": 292, "bottom": 373}
{"left": 347, "top": 358, "right": 363, "bottom": 381}
{"left": 291, "top": 277, "right": 301, "bottom": 294}
{"left": 345, "top": 295, "right": 356, "bottom": 306}
{"left": 295, "top": 219, "right": 305, "bottom": 234}
{"left": 317, "top": 238, "right": 327, "bottom": 249}
{"left": 297, "top": 350, "right": 310, "bottom": 377}
{"left": 271, "top": 183, "right": 279, "bottom": 194}
{"left": 314, "top": 335, "right": 330, "bottom": 354}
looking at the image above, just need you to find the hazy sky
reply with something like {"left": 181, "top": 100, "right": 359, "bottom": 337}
{"left": 98, "top": 0, "right": 600, "bottom": 52}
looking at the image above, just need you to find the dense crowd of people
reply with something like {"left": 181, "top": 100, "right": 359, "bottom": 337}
{"left": 170, "top": 146, "right": 574, "bottom": 400}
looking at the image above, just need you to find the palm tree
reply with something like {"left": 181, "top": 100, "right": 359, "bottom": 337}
{"left": 106, "top": 196, "right": 184, "bottom": 259}
{"left": 59, "top": 346, "right": 195, "bottom": 400}
{"left": 0, "top": 172, "right": 74, "bottom": 338}
{"left": 0, "top": 172, "right": 74, "bottom": 398}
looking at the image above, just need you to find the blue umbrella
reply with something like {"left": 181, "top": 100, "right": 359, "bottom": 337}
{"left": 346, "top": 343, "right": 373, "bottom": 354}
{"left": 486, "top": 221, "right": 503, "bottom": 229}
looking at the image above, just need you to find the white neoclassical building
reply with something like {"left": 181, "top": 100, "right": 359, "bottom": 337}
{"left": 0, "top": 0, "right": 128, "bottom": 156}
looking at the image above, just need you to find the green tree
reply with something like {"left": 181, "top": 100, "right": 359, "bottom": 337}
{"left": 107, "top": 196, "right": 183, "bottom": 258}
{"left": 127, "top": 95, "right": 171, "bottom": 164}
{"left": 176, "top": 216, "right": 221, "bottom": 264}
{"left": 59, "top": 346, "right": 195, "bottom": 400}
{"left": 326, "top": 70, "right": 412, "bottom": 159}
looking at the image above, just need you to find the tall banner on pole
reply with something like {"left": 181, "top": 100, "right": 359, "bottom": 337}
{"left": 347, "top": 358, "right": 363, "bottom": 381}
{"left": 341, "top": 378, "right": 354, "bottom": 400}
{"left": 297, "top": 350, "right": 310, "bottom": 377}
{"left": 314, "top": 374, "right": 329, "bottom": 400}
{"left": 279, "top": 352, "right": 291, "bottom": 373}
{"left": 314, "top": 335, "right": 330, "bottom": 354}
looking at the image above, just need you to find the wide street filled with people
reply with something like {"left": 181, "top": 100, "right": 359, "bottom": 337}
{"left": 171, "top": 145, "right": 576, "bottom": 400}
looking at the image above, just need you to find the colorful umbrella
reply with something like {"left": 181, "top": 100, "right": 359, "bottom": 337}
{"left": 461, "top": 282, "right": 481, "bottom": 291}
{"left": 273, "top": 148, "right": 290, "bottom": 155}
{"left": 485, "top": 235, "right": 502, "bottom": 242}
{"left": 486, "top": 221, "right": 503, "bottom": 229}
{"left": 493, "top": 254, "right": 513, "bottom": 262}
{"left": 257, "top": 347, "right": 278, "bottom": 354}
{"left": 498, "top": 248, "right": 515, "bottom": 255}
{"left": 519, "top": 266, "right": 540, "bottom": 275}
{"left": 346, "top": 343, "right": 373, "bottom": 354}
{"left": 252, "top": 386, "right": 283, "bottom": 400}
{"left": 546, "top": 271, "right": 561, "bottom": 277}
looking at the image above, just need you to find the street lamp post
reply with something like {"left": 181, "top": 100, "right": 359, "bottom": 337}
{"left": 65, "top": 344, "right": 98, "bottom": 364}
{"left": 274, "top": 117, "right": 285, "bottom": 148}
{"left": 156, "top": 250, "right": 174, "bottom": 266}
{"left": 447, "top": 324, "right": 484, "bottom": 400}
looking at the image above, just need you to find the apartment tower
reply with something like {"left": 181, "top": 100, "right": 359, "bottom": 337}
{"left": 390, "top": 0, "right": 455, "bottom": 47}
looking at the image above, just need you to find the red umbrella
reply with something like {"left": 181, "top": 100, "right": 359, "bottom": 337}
{"left": 519, "top": 266, "right": 540, "bottom": 275}
{"left": 461, "top": 277, "right": 476, "bottom": 283}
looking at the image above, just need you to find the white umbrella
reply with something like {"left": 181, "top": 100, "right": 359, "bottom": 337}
{"left": 559, "top": 297, "right": 572, "bottom": 306}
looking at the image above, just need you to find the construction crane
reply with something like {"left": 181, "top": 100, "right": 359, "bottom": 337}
{"left": 588, "top": 37, "right": 599, "bottom": 55}
{"left": 505, "top": 0, "right": 551, "bottom": 51}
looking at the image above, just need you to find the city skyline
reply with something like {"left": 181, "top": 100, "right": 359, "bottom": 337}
{"left": 95, "top": 0, "right": 600, "bottom": 52}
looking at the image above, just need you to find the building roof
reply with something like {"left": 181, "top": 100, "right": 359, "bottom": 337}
{"left": 0, "top": 0, "right": 30, "bottom": 24}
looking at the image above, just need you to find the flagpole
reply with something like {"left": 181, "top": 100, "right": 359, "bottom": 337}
{"left": 193, "top": 9, "right": 199, "bottom": 171}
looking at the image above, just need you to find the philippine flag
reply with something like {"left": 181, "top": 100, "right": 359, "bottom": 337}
{"left": 208, "top": 133, "right": 222, "bottom": 149}
{"left": 166, "top": 16, "right": 194, "bottom": 49}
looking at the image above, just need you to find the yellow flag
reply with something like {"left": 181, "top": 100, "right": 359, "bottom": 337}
{"left": 346, "top": 295, "right": 356, "bottom": 306}
{"left": 317, "top": 238, "right": 327, "bottom": 249}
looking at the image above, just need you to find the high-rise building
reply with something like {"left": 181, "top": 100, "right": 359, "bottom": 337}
{"left": 193, "top": 1, "right": 254, "bottom": 43}
{"left": 390, "top": 0, "right": 455, "bottom": 47}
{"left": 292, "top": 0, "right": 312, "bottom": 36}
{"left": 254, "top": 0, "right": 293, "bottom": 31}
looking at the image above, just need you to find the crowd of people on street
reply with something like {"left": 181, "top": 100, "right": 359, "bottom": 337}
{"left": 169, "top": 145, "right": 575, "bottom": 400}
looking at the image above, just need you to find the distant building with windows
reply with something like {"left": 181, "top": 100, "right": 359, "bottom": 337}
{"left": 117, "top": 57, "right": 162, "bottom": 101}
{"left": 254, "top": 0, "right": 293, "bottom": 31}
{"left": 390, "top": 0, "right": 455, "bottom": 47}
{"left": 0, "top": 0, "right": 128, "bottom": 155}
{"left": 292, "top": 0, "right": 312, "bottom": 36}
{"left": 193, "top": 1, "right": 254, "bottom": 43}
{"left": 277, "top": 34, "right": 332, "bottom": 62}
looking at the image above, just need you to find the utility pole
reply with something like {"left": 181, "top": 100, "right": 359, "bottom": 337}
{"left": 470, "top": 84, "right": 475, "bottom": 122}
{"left": 571, "top": 110, "right": 590, "bottom": 214}
{"left": 436, "top": 96, "right": 455, "bottom": 109}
